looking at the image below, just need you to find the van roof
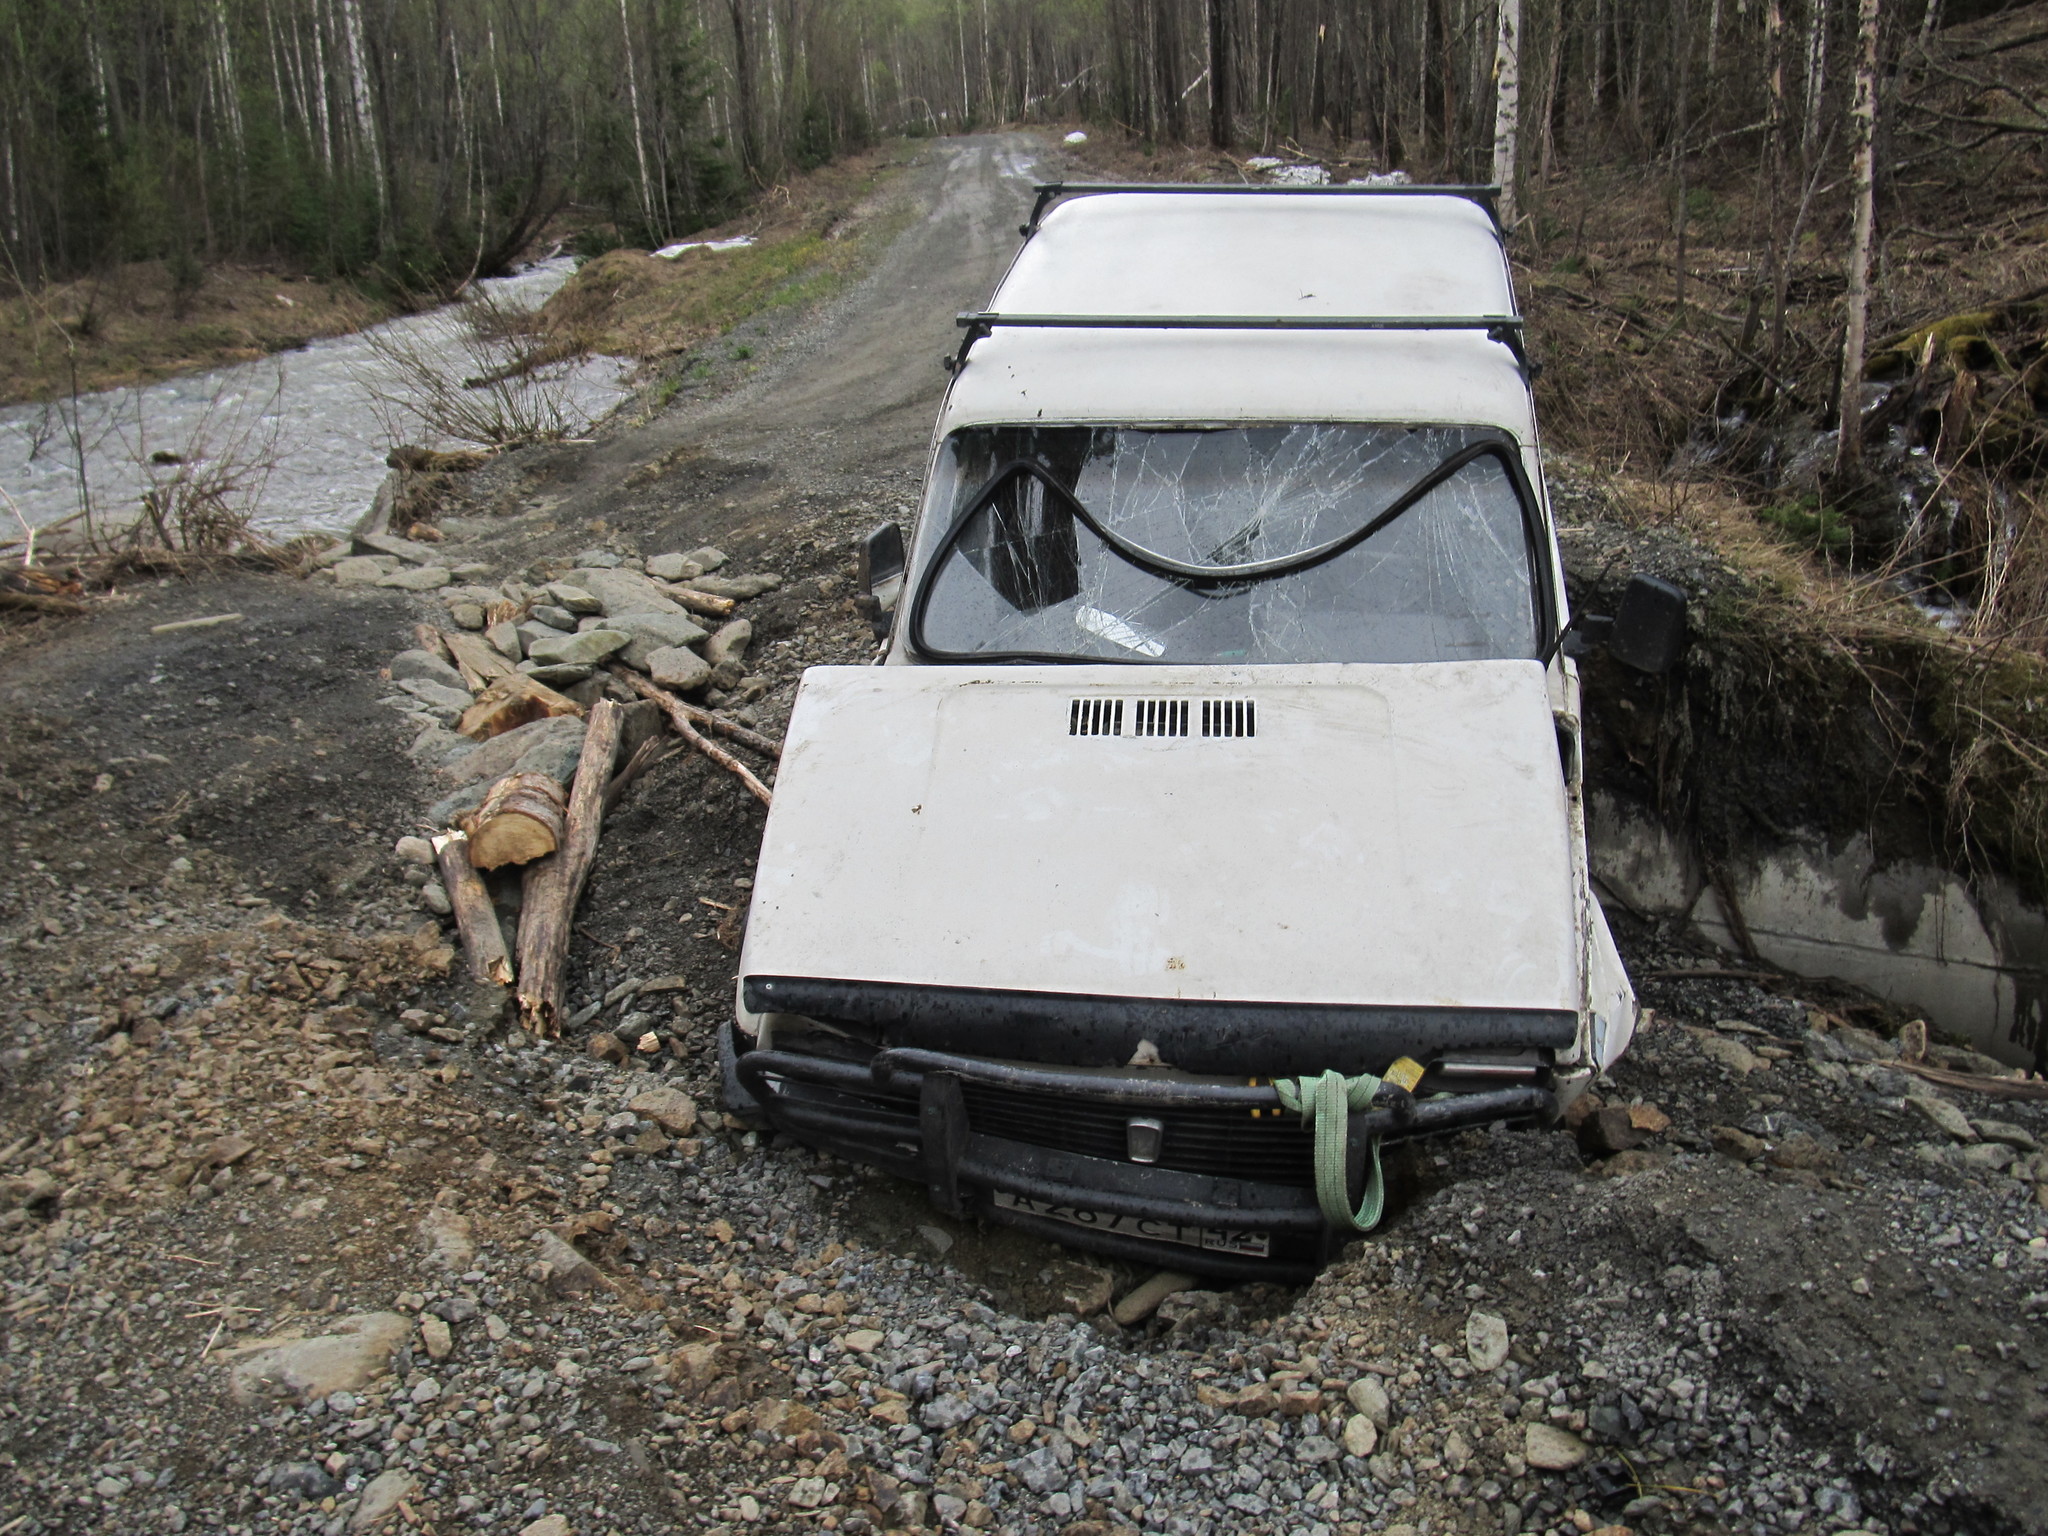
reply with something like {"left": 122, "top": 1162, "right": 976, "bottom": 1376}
{"left": 939, "top": 190, "right": 1535, "bottom": 440}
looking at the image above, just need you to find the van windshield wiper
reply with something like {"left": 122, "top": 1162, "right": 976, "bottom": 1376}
{"left": 936, "top": 437, "right": 1524, "bottom": 589}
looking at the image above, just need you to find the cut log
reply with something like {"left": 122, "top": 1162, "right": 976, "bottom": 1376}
{"left": 458, "top": 672, "right": 585, "bottom": 740}
{"left": 413, "top": 623, "right": 455, "bottom": 662}
{"left": 432, "top": 832, "right": 514, "bottom": 987}
{"left": 668, "top": 586, "right": 738, "bottom": 620}
{"left": 610, "top": 666, "right": 772, "bottom": 805}
{"left": 516, "top": 700, "right": 625, "bottom": 1036}
{"left": 464, "top": 772, "right": 567, "bottom": 869}
{"left": 440, "top": 627, "right": 518, "bottom": 690}
{"left": 0, "top": 590, "right": 88, "bottom": 616}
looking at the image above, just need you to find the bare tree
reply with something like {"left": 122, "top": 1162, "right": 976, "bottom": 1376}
{"left": 1491, "top": 0, "right": 1523, "bottom": 225}
{"left": 1835, "top": 0, "right": 1880, "bottom": 479}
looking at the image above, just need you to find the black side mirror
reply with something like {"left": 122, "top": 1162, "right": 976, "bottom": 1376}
{"left": 857, "top": 522, "right": 907, "bottom": 643}
{"left": 1608, "top": 574, "right": 1688, "bottom": 674}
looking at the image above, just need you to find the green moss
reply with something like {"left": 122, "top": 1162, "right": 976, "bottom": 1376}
{"left": 1757, "top": 496, "right": 1855, "bottom": 555}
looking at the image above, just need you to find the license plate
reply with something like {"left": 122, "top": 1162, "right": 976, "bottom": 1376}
{"left": 992, "top": 1191, "right": 1271, "bottom": 1258}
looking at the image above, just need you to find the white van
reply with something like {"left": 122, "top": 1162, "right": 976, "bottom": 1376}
{"left": 725, "top": 183, "right": 1686, "bottom": 1279}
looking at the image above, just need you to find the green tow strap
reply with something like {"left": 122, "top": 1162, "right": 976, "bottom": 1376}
{"left": 1273, "top": 1069, "right": 1387, "bottom": 1232}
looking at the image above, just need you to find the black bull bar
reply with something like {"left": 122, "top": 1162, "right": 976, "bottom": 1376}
{"left": 736, "top": 1045, "right": 1557, "bottom": 1279}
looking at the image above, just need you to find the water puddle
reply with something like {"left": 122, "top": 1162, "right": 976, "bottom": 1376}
{"left": 0, "top": 258, "right": 632, "bottom": 540}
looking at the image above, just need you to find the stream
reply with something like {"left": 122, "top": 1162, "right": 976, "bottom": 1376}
{"left": 0, "top": 258, "right": 632, "bottom": 541}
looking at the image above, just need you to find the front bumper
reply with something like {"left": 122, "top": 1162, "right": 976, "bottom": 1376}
{"left": 734, "top": 1036, "right": 1556, "bottom": 1280}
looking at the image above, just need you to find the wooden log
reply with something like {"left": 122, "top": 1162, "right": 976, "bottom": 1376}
{"left": 432, "top": 831, "right": 514, "bottom": 987}
{"left": 464, "top": 772, "right": 567, "bottom": 869}
{"left": 603, "top": 734, "right": 676, "bottom": 815}
{"left": 413, "top": 623, "right": 455, "bottom": 662}
{"left": 610, "top": 667, "right": 772, "bottom": 805}
{"left": 609, "top": 664, "right": 782, "bottom": 758}
{"left": 459, "top": 672, "right": 585, "bottom": 740}
{"left": 0, "top": 590, "right": 88, "bottom": 616}
{"left": 516, "top": 700, "right": 625, "bottom": 1036}
{"left": 668, "top": 586, "right": 738, "bottom": 620}
{"left": 440, "top": 627, "right": 518, "bottom": 689}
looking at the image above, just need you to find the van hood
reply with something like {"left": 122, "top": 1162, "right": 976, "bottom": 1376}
{"left": 739, "top": 662, "right": 1583, "bottom": 1037}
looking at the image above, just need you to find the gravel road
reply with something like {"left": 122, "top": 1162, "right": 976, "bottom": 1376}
{"left": 1, "top": 135, "right": 2045, "bottom": 1536}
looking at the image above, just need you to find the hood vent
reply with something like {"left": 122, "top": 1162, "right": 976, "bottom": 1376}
{"left": 1069, "top": 697, "right": 1255, "bottom": 739}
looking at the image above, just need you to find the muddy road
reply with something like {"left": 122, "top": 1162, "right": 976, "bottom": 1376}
{"left": 1, "top": 134, "right": 2046, "bottom": 1536}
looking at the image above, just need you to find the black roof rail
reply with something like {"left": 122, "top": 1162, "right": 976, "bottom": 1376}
{"left": 1022, "top": 181, "right": 1503, "bottom": 237}
{"left": 947, "top": 311, "right": 1531, "bottom": 380}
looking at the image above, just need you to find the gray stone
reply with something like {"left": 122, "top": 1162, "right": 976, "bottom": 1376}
{"left": 569, "top": 567, "right": 688, "bottom": 618}
{"left": 683, "top": 571, "right": 782, "bottom": 600}
{"left": 420, "top": 882, "right": 452, "bottom": 916}
{"left": 529, "top": 607, "right": 578, "bottom": 633}
{"left": 1912, "top": 1096, "right": 1977, "bottom": 1143}
{"left": 1178, "top": 1446, "right": 1215, "bottom": 1473}
{"left": 1524, "top": 1423, "right": 1589, "bottom": 1471}
{"left": 227, "top": 1313, "right": 412, "bottom": 1405}
{"left": 1466, "top": 1310, "right": 1510, "bottom": 1371}
{"left": 1015, "top": 1447, "right": 1064, "bottom": 1494}
{"left": 921, "top": 1393, "right": 976, "bottom": 1430}
{"left": 419, "top": 1207, "right": 475, "bottom": 1268}
{"left": 348, "top": 1469, "right": 417, "bottom": 1531}
{"left": 684, "top": 546, "right": 728, "bottom": 572}
{"left": 441, "top": 584, "right": 505, "bottom": 608}
{"left": 1342, "top": 1414, "right": 1378, "bottom": 1458}
{"left": 572, "top": 550, "right": 624, "bottom": 568}
{"left": 544, "top": 582, "right": 604, "bottom": 614}
{"left": 446, "top": 602, "right": 487, "bottom": 631}
{"left": 1294, "top": 1435, "right": 1341, "bottom": 1465}
{"left": 438, "top": 716, "right": 586, "bottom": 788}
{"left": 332, "top": 556, "right": 400, "bottom": 587}
{"left": 610, "top": 611, "right": 710, "bottom": 668}
{"left": 486, "top": 620, "right": 525, "bottom": 660}
{"left": 377, "top": 565, "right": 453, "bottom": 592}
{"left": 399, "top": 679, "right": 475, "bottom": 714}
{"left": 645, "top": 646, "right": 712, "bottom": 692}
{"left": 1110, "top": 1269, "right": 1197, "bottom": 1326}
{"left": 394, "top": 836, "right": 437, "bottom": 866}
{"left": 354, "top": 531, "right": 442, "bottom": 565}
{"left": 390, "top": 649, "right": 467, "bottom": 691}
{"left": 449, "top": 561, "right": 494, "bottom": 581}
{"left": 645, "top": 553, "right": 702, "bottom": 581}
{"left": 1346, "top": 1376, "right": 1391, "bottom": 1427}
{"left": 526, "top": 628, "right": 629, "bottom": 667}
{"left": 705, "top": 618, "right": 753, "bottom": 669}
{"left": 516, "top": 662, "right": 594, "bottom": 686}
{"left": 266, "top": 1462, "right": 339, "bottom": 1500}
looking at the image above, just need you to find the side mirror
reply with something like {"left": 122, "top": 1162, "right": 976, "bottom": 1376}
{"left": 857, "top": 522, "right": 907, "bottom": 643}
{"left": 1609, "top": 574, "right": 1688, "bottom": 674}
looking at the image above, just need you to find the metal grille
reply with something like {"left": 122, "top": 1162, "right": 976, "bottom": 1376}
{"left": 1069, "top": 698, "right": 1124, "bottom": 736}
{"left": 1130, "top": 699, "right": 1190, "bottom": 737}
{"left": 1201, "top": 699, "right": 1257, "bottom": 738}
{"left": 959, "top": 1082, "right": 1313, "bottom": 1186}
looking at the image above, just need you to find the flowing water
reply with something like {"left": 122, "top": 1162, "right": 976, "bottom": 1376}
{"left": 0, "top": 258, "right": 632, "bottom": 541}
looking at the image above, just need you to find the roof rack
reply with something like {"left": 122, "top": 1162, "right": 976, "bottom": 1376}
{"left": 948, "top": 311, "right": 1531, "bottom": 379}
{"left": 1022, "top": 181, "right": 1503, "bottom": 237}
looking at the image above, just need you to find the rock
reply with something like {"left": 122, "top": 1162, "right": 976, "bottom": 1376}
{"left": 840, "top": 1329, "right": 885, "bottom": 1354}
{"left": 390, "top": 649, "right": 468, "bottom": 691}
{"left": 1110, "top": 1269, "right": 1198, "bottom": 1326}
{"left": 528, "top": 609, "right": 577, "bottom": 635}
{"left": 377, "top": 566, "right": 453, "bottom": 591}
{"left": 608, "top": 611, "right": 710, "bottom": 668}
{"left": 356, "top": 531, "right": 442, "bottom": 565}
{"left": 438, "top": 716, "right": 586, "bottom": 788}
{"left": 526, "top": 628, "right": 628, "bottom": 667}
{"left": 399, "top": 678, "right": 475, "bottom": 714}
{"left": 684, "top": 545, "right": 728, "bottom": 572}
{"left": 333, "top": 555, "right": 401, "bottom": 586}
{"left": 449, "top": 562, "right": 494, "bottom": 581}
{"left": 922, "top": 1393, "right": 976, "bottom": 1430}
{"left": 1628, "top": 1102, "right": 1673, "bottom": 1134}
{"left": 645, "top": 646, "right": 712, "bottom": 692}
{"left": 516, "top": 661, "right": 593, "bottom": 686}
{"left": 1295, "top": 1435, "right": 1341, "bottom": 1465}
{"left": 347, "top": 1468, "right": 417, "bottom": 1530}
{"left": 1976, "top": 1119, "right": 2041, "bottom": 1151}
{"left": 684, "top": 572, "right": 783, "bottom": 600}
{"left": 227, "top": 1313, "right": 412, "bottom": 1404}
{"left": 917, "top": 1223, "right": 954, "bottom": 1254}
{"left": 544, "top": 582, "right": 604, "bottom": 614}
{"left": 1911, "top": 1096, "right": 1977, "bottom": 1142}
{"left": 418, "top": 1206, "right": 474, "bottom": 1269}
{"left": 1524, "top": 1423, "right": 1589, "bottom": 1471}
{"left": 519, "top": 1518, "right": 571, "bottom": 1536}
{"left": 627, "top": 1086, "right": 699, "bottom": 1135}
{"left": 420, "top": 1316, "right": 453, "bottom": 1361}
{"left": 1346, "top": 1376, "right": 1391, "bottom": 1427}
{"left": 645, "top": 553, "right": 702, "bottom": 581}
{"left": 419, "top": 881, "right": 452, "bottom": 916}
{"left": 1768, "top": 1133, "right": 1839, "bottom": 1171}
{"left": 408, "top": 724, "right": 474, "bottom": 767}
{"left": 486, "top": 620, "right": 525, "bottom": 659}
{"left": 1015, "top": 1446, "right": 1064, "bottom": 1494}
{"left": 705, "top": 618, "right": 754, "bottom": 669}
{"left": 588, "top": 1032, "right": 629, "bottom": 1066}
{"left": 534, "top": 1229, "right": 605, "bottom": 1295}
{"left": 1466, "top": 1310, "right": 1510, "bottom": 1371}
{"left": 1711, "top": 1126, "right": 1767, "bottom": 1161}
{"left": 1044, "top": 1259, "right": 1115, "bottom": 1317}
{"left": 568, "top": 567, "right": 690, "bottom": 618}
{"left": 1693, "top": 1031, "right": 1761, "bottom": 1075}
{"left": 1342, "top": 1413, "right": 1379, "bottom": 1458}
{"left": 1576, "top": 1106, "right": 1644, "bottom": 1156}
{"left": 1959, "top": 1141, "right": 2016, "bottom": 1172}
{"left": 447, "top": 601, "right": 486, "bottom": 630}
{"left": 394, "top": 836, "right": 436, "bottom": 866}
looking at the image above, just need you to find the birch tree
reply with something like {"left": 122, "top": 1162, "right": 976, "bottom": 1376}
{"left": 1834, "top": 0, "right": 1880, "bottom": 479}
{"left": 1490, "top": 0, "right": 1521, "bottom": 226}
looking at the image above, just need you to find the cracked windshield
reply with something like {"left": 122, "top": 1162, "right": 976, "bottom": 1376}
{"left": 914, "top": 423, "right": 1541, "bottom": 663}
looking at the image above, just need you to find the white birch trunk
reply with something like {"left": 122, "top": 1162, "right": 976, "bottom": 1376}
{"left": 336, "top": 0, "right": 384, "bottom": 208}
{"left": 1490, "top": 0, "right": 1521, "bottom": 227}
{"left": 1803, "top": 0, "right": 1830, "bottom": 157}
{"left": 1835, "top": 0, "right": 1880, "bottom": 478}
{"left": 618, "top": 0, "right": 657, "bottom": 236}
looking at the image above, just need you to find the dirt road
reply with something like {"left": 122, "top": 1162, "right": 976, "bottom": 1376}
{"left": 1, "top": 135, "right": 2046, "bottom": 1536}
